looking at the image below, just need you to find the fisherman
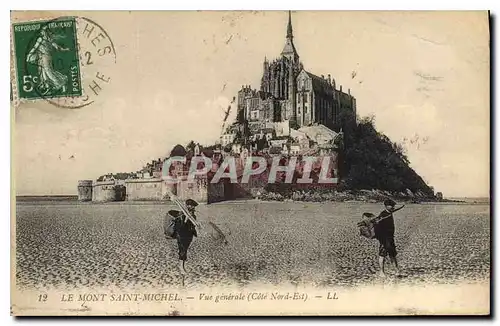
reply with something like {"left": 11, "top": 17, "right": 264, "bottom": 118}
{"left": 372, "top": 199, "right": 405, "bottom": 277}
{"left": 175, "top": 199, "right": 199, "bottom": 274}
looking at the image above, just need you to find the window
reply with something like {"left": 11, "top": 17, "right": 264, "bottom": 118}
{"left": 304, "top": 95, "right": 308, "bottom": 103}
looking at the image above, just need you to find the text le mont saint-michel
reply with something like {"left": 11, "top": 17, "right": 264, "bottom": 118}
{"left": 59, "top": 291, "right": 339, "bottom": 304}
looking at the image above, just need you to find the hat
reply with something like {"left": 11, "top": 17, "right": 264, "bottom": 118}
{"left": 168, "top": 210, "right": 182, "bottom": 218}
{"left": 185, "top": 199, "right": 199, "bottom": 207}
{"left": 384, "top": 199, "right": 396, "bottom": 207}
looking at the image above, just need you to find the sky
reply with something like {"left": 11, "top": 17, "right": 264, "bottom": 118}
{"left": 12, "top": 11, "right": 490, "bottom": 197}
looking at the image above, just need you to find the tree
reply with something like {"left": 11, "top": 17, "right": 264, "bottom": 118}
{"left": 170, "top": 144, "right": 187, "bottom": 157}
{"left": 359, "top": 114, "right": 375, "bottom": 126}
{"left": 392, "top": 141, "right": 409, "bottom": 165}
{"left": 114, "top": 172, "right": 131, "bottom": 180}
{"left": 186, "top": 140, "right": 196, "bottom": 153}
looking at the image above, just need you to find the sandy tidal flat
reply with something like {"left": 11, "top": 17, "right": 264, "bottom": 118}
{"left": 14, "top": 200, "right": 490, "bottom": 290}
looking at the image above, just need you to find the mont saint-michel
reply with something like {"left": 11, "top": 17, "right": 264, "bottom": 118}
{"left": 78, "top": 12, "right": 433, "bottom": 204}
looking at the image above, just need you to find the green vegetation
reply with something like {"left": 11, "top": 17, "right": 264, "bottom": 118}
{"left": 337, "top": 111, "right": 434, "bottom": 197}
{"left": 97, "top": 173, "right": 135, "bottom": 181}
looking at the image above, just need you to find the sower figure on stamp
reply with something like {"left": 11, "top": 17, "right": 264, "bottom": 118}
{"left": 372, "top": 199, "right": 405, "bottom": 277}
{"left": 26, "top": 25, "right": 70, "bottom": 94}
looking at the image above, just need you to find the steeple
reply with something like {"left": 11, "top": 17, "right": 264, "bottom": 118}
{"left": 286, "top": 10, "right": 293, "bottom": 39}
{"left": 281, "top": 11, "right": 299, "bottom": 64}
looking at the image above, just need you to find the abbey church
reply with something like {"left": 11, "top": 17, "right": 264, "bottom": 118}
{"left": 236, "top": 11, "right": 356, "bottom": 135}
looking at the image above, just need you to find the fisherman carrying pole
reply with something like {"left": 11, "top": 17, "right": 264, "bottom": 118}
{"left": 175, "top": 198, "right": 199, "bottom": 274}
{"left": 164, "top": 185, "right": 229, "bottom": 274}
{"left": 164, "top": 196, "right": 200, "bottom": 275}
{"left": 357, "top": 199, "right": 405, "bottom": 278}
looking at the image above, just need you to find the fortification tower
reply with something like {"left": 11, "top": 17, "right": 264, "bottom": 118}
{"left": 77, "top": 180, "right": 93, "bottom": 201}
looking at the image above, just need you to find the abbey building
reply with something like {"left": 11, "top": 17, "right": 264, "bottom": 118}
{"left": 236, "top": 11, "right": 356, "bottom": 135}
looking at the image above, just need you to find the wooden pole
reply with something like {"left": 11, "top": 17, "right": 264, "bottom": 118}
{"left": 165, "top": 188, "right": 201, "bottom": 230}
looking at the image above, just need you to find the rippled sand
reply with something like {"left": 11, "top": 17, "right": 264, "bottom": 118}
{"left": 15, "top": 200, "right": 490, "bottom": 290}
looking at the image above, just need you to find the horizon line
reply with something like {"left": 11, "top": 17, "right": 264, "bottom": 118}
{"left": 14, "top": 194, "right": 491, "bottom": 200}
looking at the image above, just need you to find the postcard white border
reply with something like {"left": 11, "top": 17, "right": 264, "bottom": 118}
{"left": 3, "top": 0, "right": 497, "bottom": 325}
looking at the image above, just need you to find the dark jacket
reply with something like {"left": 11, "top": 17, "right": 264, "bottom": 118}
{"left": 176, "top": 212, "right": 198, "bottom": 238}
{"left": 374, "top": 210, "right": 395, "bottom": 238}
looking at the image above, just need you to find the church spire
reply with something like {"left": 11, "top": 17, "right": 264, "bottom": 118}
{"left": 287, "top": 10, "right": 293, "bottom": 39}
{"left": 281, "top": 11, "right": 299, "bottom": 64}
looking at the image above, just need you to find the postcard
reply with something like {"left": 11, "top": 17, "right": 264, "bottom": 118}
{"left": 10, "top": 10, "right": 490, "bottom": 316}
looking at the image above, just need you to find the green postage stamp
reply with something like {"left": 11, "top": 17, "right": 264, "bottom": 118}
{"left": 12, "top": 17, "right": 82, "bottom": 100}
